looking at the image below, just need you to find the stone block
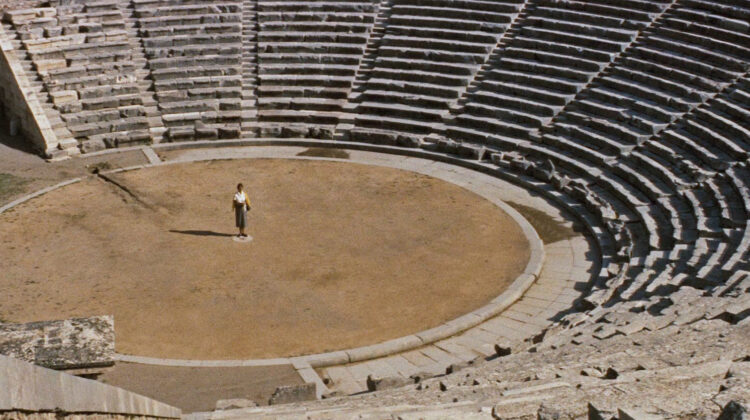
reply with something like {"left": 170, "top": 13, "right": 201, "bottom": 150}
{"left": 44, "top": 26, "right": 62, "bottom": 37}
{"left": 49, "top": 90, "right": 78, "bottom": 105}
{"left": 215, "top": 398, "right": 257, "bottom": 410}
{"left": 0, "top": 355, "right": 180, "bottom": 416}
{"left": 259, "top": 125, "right": 282, "bottom": 137}
{"left": 457, "top": 143, "right": 487, "bottom": 160}
{"left": 350, "top": 129, "right": 398, "bottom": 145}
{"left": 281, "top": 125, "right": 309, "bottom": 138}
{"left": 0, "top": 316, "right": 114, "bottom": 370}
{"left": 35, "top": 59, "right": 67, "bottom": 73}
{"left": 366, "top": 374, "right": 411, "bottom": 392}
{"left": 166, "top": 128, "right": 194, "bottom": 141}
{"left": 308, "top": 126, "right": 335, "bottom": 139}
{"left": 268, "top": 383, "right": 316, "bottom": 405}
{"left": 195, "top": 127, "right": 218, "bottom": 140}
{"left": 396, "top": 134, "right": 422, "bottom": 148}
{"left": 80, "top": 138, "right": 106, "bottom": 153}
{"left": 436, "top": 138, "right": 460, "bottom": 154}
{"left": 218, "top": 126, "right": 241, "bottom": 139}
{"left": 78, "top": 22, "right": 102, "bottom": 33}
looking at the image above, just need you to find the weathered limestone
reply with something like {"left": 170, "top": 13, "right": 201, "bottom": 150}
{"left": 344, "top": 0, "right": 524, "bottom": 143}
{"left": 268, "top": 383, "right": 317, "bottom": 405}
{"left": 0, "top": 354, "right": 180, "bottom": 418}
{"left": 255, "top": 0, "right": 377, "bottom": 137}
{"left": 0, "top": 315, "right": 114, "bottom": 371}
{"left": 133, "top": 0, "right": 242, "bottom": 142}
{"left": 0, "top": 23, "right": 69, "bottom": 158}
{"left": 3, "top": 3, "right": 154, "bottom": 153}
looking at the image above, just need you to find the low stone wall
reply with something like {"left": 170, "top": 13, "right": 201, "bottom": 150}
{"left": 0, "top": 355, "right": 180, "bottom": 418}
{"left": 0, "top": 413, "right": 170, "bottom": 420}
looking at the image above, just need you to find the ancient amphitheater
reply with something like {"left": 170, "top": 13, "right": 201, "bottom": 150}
{"left": 0, "top": 0, "right": 749, "bottom": 418}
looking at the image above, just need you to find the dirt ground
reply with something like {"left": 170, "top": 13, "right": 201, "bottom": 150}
{"left": 0, "top": 129, "right": 147, "bottom": 206}
{"left": 99, "top": 362, "right": 303, "bottom": 413}
{"left": 0, "top": 158, "right": 530, "bottom": 359}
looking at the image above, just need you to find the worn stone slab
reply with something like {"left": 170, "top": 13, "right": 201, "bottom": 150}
{"left": 450, "top": 334, "right": 496, "bottom": 357}
{"left": 363, "top": 358, "right": 401, "bottom": 379}
{"left": 382, "top": 355, "right": 421, "bottom": 378}
{"left": 268, "top": 383, "right": 316, "bottom": 405}
{"left": 478, "top": 318, "right": 528, "bottom": 341}
{"left": 141, "top": 146, "right": 162, "bottom": 165}
{"left": 419, "top": 345, "right": 464, "bottom": 366}
{"left": 0, "top": 316, "right": 114, "bottom": 370}
{"left": 400, "top": 349, "right": 442, "bottom": 370}
{"left": 434, "top": 339, "right": 481, "bottom": 363}
{"left": 502, "top": 381, "right": 571, "bottom": 397}
{"left": 292, "top": 359, "right": 328, "bottom": 399}
{"left": 323, "top": 365, "right": 366, "bottom": 395}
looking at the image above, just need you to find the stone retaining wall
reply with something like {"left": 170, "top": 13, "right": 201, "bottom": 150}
{"left": 1, "top": 413, "right": 171, "bottom": 420}
{"left": 0, "top": 25, "right": 59, "bottom": 157}
{"left": 0, "top": 355, "right": 180, "bottom": 419}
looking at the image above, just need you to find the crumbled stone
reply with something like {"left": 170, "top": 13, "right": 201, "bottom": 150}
{"left": 268, "top": 383, "right": 316, "bottom": 405}
{"left": 366, "top": 375, "right": 412, "bottom": 392}
{"left": 215, "top": 398, "right": 257, "bottom": 410}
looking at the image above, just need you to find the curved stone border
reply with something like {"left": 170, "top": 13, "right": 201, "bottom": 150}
{"left": 2, "top": 140, "right": 544, "bottom": 370}
{"left": 0, "top": 177, "right": 82, "bottom": 214}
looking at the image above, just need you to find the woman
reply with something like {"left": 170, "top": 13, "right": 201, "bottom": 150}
{"left": 232, "top": 183, "right": 251, "bottom": 238}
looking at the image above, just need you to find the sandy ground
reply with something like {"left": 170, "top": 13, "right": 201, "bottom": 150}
{"left": 0, "top": 128, "right": 147, "bottom": 206}
{"left": 0, "top": 158, "right": 530, "bottom": 359}
{"left": 99, "top": 362, "right": 303, "bottom": 413}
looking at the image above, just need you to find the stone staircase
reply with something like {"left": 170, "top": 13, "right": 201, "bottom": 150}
{"left": 254, "top": 0, "right": 379, "bottom": 139}
{"left": 120, "top": 1, "right": 164, "bottom": 143}
{"left": 447, "top": 0, "right": 536, "bottom": 115}
{"left": 344, "top": 0, "right": 527, "bottom": 146}
{"left": 240, "top": 0, "right": 258, "bottom": 139}
{"left": 131, "top": 0, "right": 244, "bottom": 142}
{"left": 1, "top": 20, "right": 77, "bottom": 156}
{"left": 333, "top": 0, "right": 393, "bottom": 140}
{"left": 348, "top": 0, "right": 393, "bottom": 93}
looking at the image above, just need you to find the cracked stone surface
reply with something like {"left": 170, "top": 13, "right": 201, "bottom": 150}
{"left": 0, "top": 315, "right": 114, "bottom": 369}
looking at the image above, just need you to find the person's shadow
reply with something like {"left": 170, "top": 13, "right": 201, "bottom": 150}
{"left": 169, "top": 229, "right": 234, "bottom": 237}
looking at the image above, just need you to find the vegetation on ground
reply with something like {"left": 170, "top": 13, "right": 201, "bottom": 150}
{"left": 0, "top": 172, "right": 30, "bottom": 203}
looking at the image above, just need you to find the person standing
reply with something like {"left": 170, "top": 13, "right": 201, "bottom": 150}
{"left": 233, "top": 183, "right": 251, "bottom": 238}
